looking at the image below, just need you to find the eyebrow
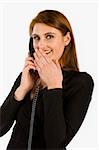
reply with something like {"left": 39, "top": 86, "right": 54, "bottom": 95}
{"left": 32, "top": 32, "right": 56, "bottom": 36}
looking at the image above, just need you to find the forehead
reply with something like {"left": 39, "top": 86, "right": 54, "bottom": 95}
{"left": 32, "top": 23, "right": 62, "bottom": 35}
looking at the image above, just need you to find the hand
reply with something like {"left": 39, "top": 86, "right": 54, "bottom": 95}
{"left": 33, "top": 48, "right": 63, "bottom": 89}
{"left": 19, "top": 54, "right": 38, "bottom": 94}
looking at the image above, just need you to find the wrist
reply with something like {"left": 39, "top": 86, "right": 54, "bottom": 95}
{"left": 14, "top": 86, "right": 27, "bottom": 101}
{"left": 47, "top": 84, "right": 62, "bottom": 90}
{"left": 18, "top": 85, "right": 28, "bottom": 93}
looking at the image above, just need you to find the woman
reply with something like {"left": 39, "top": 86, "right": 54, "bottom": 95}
{"left": 0, "top": 10, "right": 94, "bottom": 149}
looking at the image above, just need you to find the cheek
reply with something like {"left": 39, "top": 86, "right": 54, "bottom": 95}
{"left": 33, "top": 42, "right": 37, "bottom": 49}
{"left": 52, "top": 43, "right": 64, "bottom": 58}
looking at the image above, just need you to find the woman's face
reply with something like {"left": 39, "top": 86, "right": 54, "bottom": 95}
{"left": 32, "top": 23, "right": 71, "bottom": 61}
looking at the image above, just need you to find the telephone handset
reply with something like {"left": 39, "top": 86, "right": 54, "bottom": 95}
{"left": 29, "top": 37, "right": 35, "bottom": 58}
{"left": 29, "top": 37, "right": 38, "bottom": 75}
{"left": 27, "top": 37, "right": 40, "bottom": 150}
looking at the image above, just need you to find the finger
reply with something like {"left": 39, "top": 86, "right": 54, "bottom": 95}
{"left": 33, "top": 59, "right": 41, "bottom": 72}
{"left": 25, "top": 56, "right": 34, "bottom": 62}
{"left": 33, "top": 52, "right": 41, "bottom": 63}
{"left": 39, "top": 48, "right": 52, "bottom": 63}
{"left": 24, "top": 61, "right": 36, "bottom": 68}
{"left": 34, "top": 52, "right": 45, "bottom": 69}
{"left": 34, "top": 49, "right": 47, "bottom": 64}
{"left": 23, "top": 64, "right": 36, "bottom": 71}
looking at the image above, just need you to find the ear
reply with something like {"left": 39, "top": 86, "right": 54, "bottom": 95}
{"left": 64, "top": 32, "right": 71, "bottom": 46}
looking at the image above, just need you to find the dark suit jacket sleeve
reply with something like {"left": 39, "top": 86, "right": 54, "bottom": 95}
{"left": 42, "top": 73, "right": 94, "bottom": 148}
{"left": 0, "top": 73, "right": 23, "bottom": 137}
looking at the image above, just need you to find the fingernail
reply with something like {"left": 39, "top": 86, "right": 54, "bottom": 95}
{"left": 39, "top": 48, "right": 42, "bottom": 51}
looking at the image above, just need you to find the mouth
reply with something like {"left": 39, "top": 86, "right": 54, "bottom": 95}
{"left": 45, "top": 50, "right": 53, "bottom": 55}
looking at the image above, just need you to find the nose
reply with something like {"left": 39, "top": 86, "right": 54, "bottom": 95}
{"left": 37, "top": 39, "right": 46, "bottom": 50}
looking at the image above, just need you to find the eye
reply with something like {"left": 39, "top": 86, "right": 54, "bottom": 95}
{"left": 46, "top": 35, "right": 54, "bottom": 40}
{"left": 33, "top": 36, "right": 40, "bottom": 41}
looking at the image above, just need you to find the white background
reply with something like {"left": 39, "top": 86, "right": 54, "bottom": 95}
{"left": 0, "top": 1, "right": 99, "bottom": 150}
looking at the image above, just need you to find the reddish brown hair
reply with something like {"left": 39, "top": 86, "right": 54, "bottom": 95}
{"left": 29, "top": 10, "right": 79, "bottom": 71}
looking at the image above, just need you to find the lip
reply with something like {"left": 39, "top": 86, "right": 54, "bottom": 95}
{"left": 45, "top": 50, "right": 52, "bottom": 54}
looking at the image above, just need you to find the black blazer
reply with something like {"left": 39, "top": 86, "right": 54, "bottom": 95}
{"left": 0, "top": 69, "right": 94, "bottom": 149}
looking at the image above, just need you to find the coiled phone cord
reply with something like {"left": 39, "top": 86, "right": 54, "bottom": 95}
{"left": 27, "top": 79, "right": 40, "bottom": 150}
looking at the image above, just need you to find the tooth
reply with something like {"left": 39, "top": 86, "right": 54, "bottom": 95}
{"left": 46, "top": 51, "right": 51, "bottom": 54}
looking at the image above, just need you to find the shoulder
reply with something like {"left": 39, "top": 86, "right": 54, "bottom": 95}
{"left": 62, "top": 69, "right": 94, "bottom": 93}
{"left": 72, "top": 71, "right": 94, "bottom": 87}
